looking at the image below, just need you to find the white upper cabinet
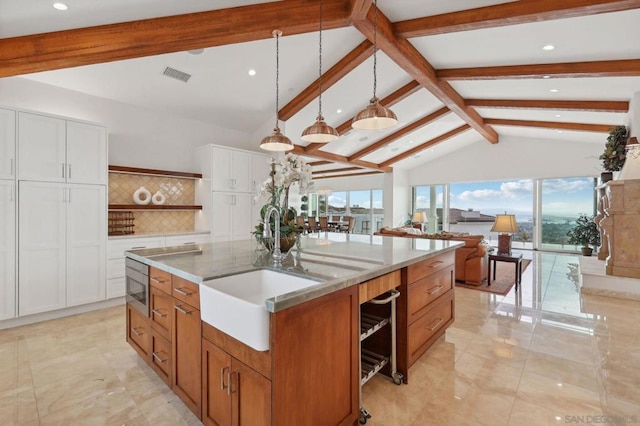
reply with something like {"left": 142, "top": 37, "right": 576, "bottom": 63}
{"left": 18, "top": 112, "right": 66, "bottom": 182}
{"left": 0, "top": 108, "right": 16, "bottom": 180}
{"left": 210, "top": 147, "right": 252, "bottom": 192}
{"left": 18, "top": 111, "right": 107, "bottom": 185}
{"left": 66, "top": 121, "right": 107, "bottom": 185}
{"left": 0, "top": 181, "right": 16, "bottom": 320}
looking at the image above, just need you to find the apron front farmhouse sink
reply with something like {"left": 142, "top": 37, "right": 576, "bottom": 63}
{"left": 200, "top": 269, "right": 322, "bottom": 351}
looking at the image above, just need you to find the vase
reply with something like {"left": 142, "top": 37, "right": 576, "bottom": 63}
{"left": 151, "top": 191, "right": 166, "bottom": 205}
{"left": 261, "top": 233, "right": 299, "bottom": 255}
{"left": 133, "top": 186, "right": 151, "bottom": 205}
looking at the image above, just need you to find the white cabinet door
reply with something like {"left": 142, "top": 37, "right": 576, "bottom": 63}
{"left": 231, "top": 151, "right": 251, "bottom": 192}
{"left": 66, "top": 121, "right": 107, "bottom": 185}
{"left": 0, "top": 109, "right": 16, "bottom": 180}
{"left": 66, "top": 184, "right": 106, "bottom": 307}
{"left": 211, "top": 192, "right": 233, "bottom": 242}
{"left": 19, "top": 181, "right": 66, "bottom": 316}
{"left": 0, "top": 181, "right": 16, "bottom": 320}
{"left": 232, "top": 193, "right": 254, "bottom": 241}
{"left": 18, "top": 112, "right": 66, "bottom": 183}
{"left": 251, "top": 153, "right": 271, "bottom": 193}
{"left": 211, "top": 147, "right": 232, "bottom": 191}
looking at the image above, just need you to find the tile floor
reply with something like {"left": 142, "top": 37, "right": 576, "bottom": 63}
{"left": 1, "top": 251, "right": 639, "bottom": 425}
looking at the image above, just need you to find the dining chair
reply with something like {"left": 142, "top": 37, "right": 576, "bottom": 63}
{"left": 339, "top": 216, "right": 355, "bottom": 233}
{"left": 319, "top": 216, "right": 329, "bottom": 231}
{"left": 296, "top": 216, "right": 308, "bottom": 233}
{"left": 307, "top": 217, "right": 319, "bottom": 233}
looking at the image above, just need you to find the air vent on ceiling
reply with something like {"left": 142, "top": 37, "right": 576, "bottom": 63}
{"left": 162, "top": 66, "right": 191, "bottom": 83}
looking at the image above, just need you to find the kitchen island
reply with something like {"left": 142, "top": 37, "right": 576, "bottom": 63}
{"left": 125, "top": 233, "right": 462, "bottom": 426}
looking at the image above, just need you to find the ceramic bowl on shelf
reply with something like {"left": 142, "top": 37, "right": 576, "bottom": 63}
{"left": 133, "top": 186, "right": 151, "bottom": 205}
{"left": 152, "top": 191, "right": 166, "bottom": 205}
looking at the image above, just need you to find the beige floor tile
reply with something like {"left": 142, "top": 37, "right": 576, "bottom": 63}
{"left": 464, "top": 333, "right": 530, "bottom": 370}
{"left": 508, "top": 397, "right": 569, "bottom": 426}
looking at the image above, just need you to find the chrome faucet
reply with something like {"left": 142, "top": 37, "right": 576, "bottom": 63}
{"left": 263, "top": 206, "right": 282, "bottom": 265}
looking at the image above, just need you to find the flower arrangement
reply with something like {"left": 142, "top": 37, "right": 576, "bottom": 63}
{"left": 253, "top": 154, "right": 313, "bottom": 247}
{"left": 600, "top": 125, "right": 628, "bottom": 172}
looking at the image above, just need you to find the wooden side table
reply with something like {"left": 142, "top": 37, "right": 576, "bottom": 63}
{"left": 488, "top": 253, "right": 523, "bottom": 290}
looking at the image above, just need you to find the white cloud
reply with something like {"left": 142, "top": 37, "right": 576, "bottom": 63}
{"left": 458, "top": 189, "right": 502, "bottom": 201}
{"left": 542, "top": 178, "right": 592, "bottom": 194}
{"left": 328, "top": 195, "right": 346, "bottom": 206}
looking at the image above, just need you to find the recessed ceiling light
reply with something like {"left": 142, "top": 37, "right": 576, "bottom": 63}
{"left": 359, "top": 136, "right": 368, "bottom": 142}
{"left": 413, "top": 154, "right": 421, "bottom": 158}
{"left": 408, "top": 140, "right": 414, "bottom": 144}
{"left": 187, "top": 48, "right": 204, "bottom": 55}
{"left": 550, "top": 89, "right": 559, "bottom": 93}
{"left": 336, "top": 109, "right": 342, "bottom": 114}
{"left": 542, "top": 44, "right": 555, "bottom": 51}
{"left": 391, "top": 147, "right": 399, "bottom": 152}
{"left": 555, "top": 114, "right": 561, "bottom": 117}
{"left": 248, "top": 69, "right": 256, "bottom": 76}
{"left": 53, "top": 2, "right": 68, "bottom": 10}
{"left": 543, "top": 75, "right": 551, "bottom": 79}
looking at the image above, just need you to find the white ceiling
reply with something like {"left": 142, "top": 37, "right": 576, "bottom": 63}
{"left": 2, "top": 0, "right": 638, "bottom": 173}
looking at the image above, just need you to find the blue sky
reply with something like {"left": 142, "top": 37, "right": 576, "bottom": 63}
{"left": 328, "top": 190, "right": 383, "bottom": 209}
{"left": 415, "top": 178, "right": 596, "bottom": 219}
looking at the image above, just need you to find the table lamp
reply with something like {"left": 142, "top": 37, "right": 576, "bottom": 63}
{"left": 411, "top": 211, "right": 427, "bottom": 232}
{"left": 490, "top": 214, "right": 520, "bottom": 255}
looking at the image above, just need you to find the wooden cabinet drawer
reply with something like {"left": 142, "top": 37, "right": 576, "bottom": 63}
{"left": 150, "top": 266, "right": 172, "bottom": 294}
{"left": 406, "top": 251, "right": 454, "bottom": 284}
{"left": 407, "top": 266, "right": 454, "bottom": 324}
{"left": 172, "top": 275, "right": 200, "bottom": 309}
{"left": 407, "top": 290, "right": 454, "bottom": 366}
{"left": 150, "top": 328, "right": 172, "bottom": 386}
{"left": 358, "top": 270, "right": 401, "bottom": 304}
{"left": 150, "top": 287, "right": 172, "bottom": 341}
{"left": 127, "top": 303, "right": 150, "bottom": 360}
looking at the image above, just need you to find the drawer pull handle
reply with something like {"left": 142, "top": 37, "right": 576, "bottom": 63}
{"left": 152, "top": 352, "right": 167, "bottom": 364}
{"left": 426, "top": 317, "right": 444, "bottom": 331}
{"left": 152, "top": 308, "right": 167, "bottom": 318}
{"left": 174, "top": 304, "right": 192, "bottom": 315}
{"left": 183, "top": 242, "right": 196, "bottom": 245}
{"left": 428, "top": 261, "right": 444, "bottom": 268}
{"left": 427, "top": 286, "right": 443, "bottom": 295}
{"left": 174, "top": 288, "right": 193, "bottom": 296}
{"left": 130, "top": 246, "right": 146, "bottom": 249}
{"left": 131, "top": 327, "right": 144, "bottom": 336}
{"left": 229, "top": 370, "right": 238, "bottom": 395}
{"left": 220, "top": 366, "right": 230, "bottom": 391}
{"left": 150, "top": 277, "right": 166, "bottom": 284}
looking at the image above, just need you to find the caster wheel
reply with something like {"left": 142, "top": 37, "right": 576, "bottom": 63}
{"left": 392, "top": 372, "right": 404, "bottom": 385}
{"left": 359, "top": 416, "right": 367, "bottom": 425}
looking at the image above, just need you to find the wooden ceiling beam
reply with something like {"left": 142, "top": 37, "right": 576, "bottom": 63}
{"left": 0, "top": 0, "right": 352, "bottom": 78}
{"left": 485, "top": 118, "right": 617, "bottom": 132}
{"left": 305, "top": 80, "right": 422, "bottom": 153}
{"left": 312, "top": 166, "right": 363, "bottom": 174}
{"left": 308, "top": 160, "right": 333, "bottom": 166}
{"left": 393, "top": 0, "right": 640, "bottom": 38}
{"left": 347, "top": 107, "right": 450, "bottom": 161}
{"left": 279, "top": 40, "right": 374, "bottom": 121}
{"left": 313, "top": 171, "right": 383, "bottom": 180}
{"left": 438, "top": 59, "right": 640, "bottom": 81}
{"left": 291, "top": 145, "right": 393, "bottom": 172}
{"left": 466, "top": 99, "right": 630, "bottom": 112}
{"left": 349, "top": 0, "right": 373, "bottom": 21}
{"left": 352, "top": 7, "right": 499, "bottom": 144}
{"left": 380, "top": 125, "right": 471, "bottom": 167}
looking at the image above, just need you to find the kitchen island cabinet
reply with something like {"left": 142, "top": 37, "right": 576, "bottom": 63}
{"left": 126, "top": 234, "right": 462, "bottom": 425}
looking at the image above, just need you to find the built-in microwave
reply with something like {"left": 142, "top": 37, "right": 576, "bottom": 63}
{"left": 125, "top": 258, "right": 149, "bottom": 317}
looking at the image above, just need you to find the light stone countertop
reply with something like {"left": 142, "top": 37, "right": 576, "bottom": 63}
{"left": 126, "top": 232, "right": 462, "bottom": 312}
{"left": 109, "top": 230, "right": 210, "bottom": 240}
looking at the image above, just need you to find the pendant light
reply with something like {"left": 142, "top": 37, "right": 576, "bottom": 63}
{"left": 261, "top": 30, "right": 294, "bottom": 152}
{"left": 352, "top": 0, "right": 398, "bottom": 131}
{"left": 301, "top": 0, "right": 339, "bottom": 143}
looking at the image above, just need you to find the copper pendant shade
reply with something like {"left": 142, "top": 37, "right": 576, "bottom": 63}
{"left": 301, "top": 0, "right": 339, "bottom": 143}
{"left": 352, "top": 96, "right": 398, "bottom": 130}
{"left": 260, "top": 30, "right": 294, "bottom": 152}
{"left": 352, "top": 0, "right": 397, "bottom": 131}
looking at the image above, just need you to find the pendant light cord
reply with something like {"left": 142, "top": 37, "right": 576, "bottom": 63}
{"left": 274, "top": 30, "right": 281, "bottom": 128}
{"left": 318, "top": 0, "right": 324, "bottom": 117}
{"left": 372, "top": 0, "right": 378, "bottom": 99}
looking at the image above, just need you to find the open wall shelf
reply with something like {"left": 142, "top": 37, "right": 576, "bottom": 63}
{"left": 108, "top": 165, "right": 203, "bottom": 179}
{"left": 108, "top": 204, "right": 202, "bottom": 211}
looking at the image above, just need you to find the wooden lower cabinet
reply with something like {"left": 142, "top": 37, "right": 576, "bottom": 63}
{"left": 202, "top": 340, "right": 271, "bottom": 426}
{"left": 397, "top": 251, "right": 456, "bottom": 383}
{"left": 150, "top": 328, "right": 171, "bottom": 386}
{"left": 126, "top": 303, "right": 150, "bottom": 360}
{"left": 172, "top": 299, "right": 201, "bottom": 417}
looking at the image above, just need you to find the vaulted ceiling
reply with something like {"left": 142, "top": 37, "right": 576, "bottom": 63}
{"left": 2, "top": 0, "right": 639, "bottom": 178}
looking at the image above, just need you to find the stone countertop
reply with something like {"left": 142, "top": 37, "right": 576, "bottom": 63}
{"left": 126, "top": 232, "right": 462, "bottom": 312}
{"left": 109, "top": 231, "right": 210, "bottom": 240}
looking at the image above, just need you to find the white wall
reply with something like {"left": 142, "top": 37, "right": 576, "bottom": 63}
{"left": 312, "top": 173, "right": 385, "bottom": 191}
{"left": 384, "top": 170, "right": 411, "bottom": 228}
{"left": 407, "top": 135, "right": 603, "bottom": 186}
{"left": 1, "top": 77, "right": 252, "bottom": 171}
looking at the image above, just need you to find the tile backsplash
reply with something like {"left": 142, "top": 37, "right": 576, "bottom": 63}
{"left": 109, "top": 172, "right": 196, "bottom": 234}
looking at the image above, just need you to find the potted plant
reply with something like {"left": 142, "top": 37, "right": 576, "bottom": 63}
{"left": 599, "top": 125, "right": 628, "bottom": 182}
{"left": 566, "top": 214, "right": 600, "bottom": 256}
